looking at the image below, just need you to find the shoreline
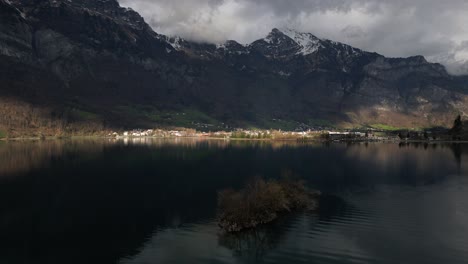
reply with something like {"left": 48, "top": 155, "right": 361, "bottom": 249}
{"left": 2, "top": 135, "right": 468, "bottom": 144}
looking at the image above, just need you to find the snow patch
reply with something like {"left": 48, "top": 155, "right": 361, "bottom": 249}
{"left": 166, "top": 36, "right": 183, "bottom": 50}
{"left": 279, "top": 28, "right": 323, "bottom": 55}
{"left": 263, "top": 34, "right": 275, "bottom": 44}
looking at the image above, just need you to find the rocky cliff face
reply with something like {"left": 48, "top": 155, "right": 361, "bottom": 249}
{"left": 1, "top": 0, "right": 468, "bottom": 130}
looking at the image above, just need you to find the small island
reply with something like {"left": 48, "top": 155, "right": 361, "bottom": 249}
{"left": 217, "top": 178, "right": 320, "bottom": 232}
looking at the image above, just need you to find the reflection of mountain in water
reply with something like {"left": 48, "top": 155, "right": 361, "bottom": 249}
{"left": 0, "top": 139, "right": 467, "bottom": 263}
{"left": 0, "top": 139, "right": 109, "bottom": 176}
{"left": 340, "top": 142, "right": 467, "bottom": 188}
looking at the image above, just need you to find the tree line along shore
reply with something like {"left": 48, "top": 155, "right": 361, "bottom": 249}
{"left": 1, "top": 116, "right": 467, "bottom": 142}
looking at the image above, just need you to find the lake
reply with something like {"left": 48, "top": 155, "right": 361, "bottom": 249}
{"left": 0, "top": 138, "right": 468, "bottom": 264}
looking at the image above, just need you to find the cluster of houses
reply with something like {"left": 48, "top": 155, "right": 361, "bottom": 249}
{"left": 106, "top": 128, "right": 395, "bottom": 141}
{"left": 328, "top": 131, "right": 367, "bottom": 140}
{"left": 108, "top": 129, "right": 198, "bottom": 138}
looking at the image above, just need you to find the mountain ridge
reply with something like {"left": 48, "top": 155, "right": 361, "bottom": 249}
{"left": 1, "top": 0, "right": 468, "bottom": 136}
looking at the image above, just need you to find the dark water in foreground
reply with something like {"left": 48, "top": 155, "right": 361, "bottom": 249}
{"left": 1, "top": 139, "right": 468, "bottom": 264}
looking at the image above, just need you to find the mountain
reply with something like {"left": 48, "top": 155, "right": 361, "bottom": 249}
{"left": 1, "top": 0, "right": 468, "bottom": 135}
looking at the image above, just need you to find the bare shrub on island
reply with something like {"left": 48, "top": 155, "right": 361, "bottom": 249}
{"left": 217, "top": 176, "right": 319, "bottom": 232}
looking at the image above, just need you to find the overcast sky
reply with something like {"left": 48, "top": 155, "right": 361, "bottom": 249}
{"left": 119, "top": 0, "right": 468, "bottom": 74}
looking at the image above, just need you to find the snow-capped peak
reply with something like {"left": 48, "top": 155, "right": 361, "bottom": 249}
{"left": 163, "top": 36, "right": 184, "bottom": 50}
{"left": 278, "top": 28, "right": 323, "bottom": 55}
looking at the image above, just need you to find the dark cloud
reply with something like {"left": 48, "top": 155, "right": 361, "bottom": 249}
{"left": 119, "top": 0, "right": 468, "bottom": 74}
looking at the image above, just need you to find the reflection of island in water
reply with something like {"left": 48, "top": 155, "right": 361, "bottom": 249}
{"left": 218, "top": 214, "right": 294, "bottom": 260}
{"left": 0, "top": 139, "right": 467, "bottom": 263}
{"left": 217, "top": 195, "right": 360, "bottom": 262}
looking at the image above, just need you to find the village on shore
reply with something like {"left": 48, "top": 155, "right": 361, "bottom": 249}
{"left": 3, "top": 116, "right": 462, "bottom": 142}
{"left": 105, "top": 127, "right": 449, "bottom": 142}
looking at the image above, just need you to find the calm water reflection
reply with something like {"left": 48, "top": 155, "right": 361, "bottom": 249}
{"left": 0, "top": 139, "right": 467, "bottom": 264}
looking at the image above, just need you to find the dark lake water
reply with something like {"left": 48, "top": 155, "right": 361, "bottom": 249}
{"left": 1, "top": 138, "right": 468, "bottom": 264}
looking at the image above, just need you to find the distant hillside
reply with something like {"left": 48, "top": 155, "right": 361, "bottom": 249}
{"left": 1, "top": 0, "right": 468, "bottom": 136}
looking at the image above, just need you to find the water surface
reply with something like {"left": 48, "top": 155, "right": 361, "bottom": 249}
{"left": 0, "top": 139, "right": 467, "bottom": 264}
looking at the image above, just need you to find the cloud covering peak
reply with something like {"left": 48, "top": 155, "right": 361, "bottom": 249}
{"left": 119, "top": 0, "right": 468, "bottom": 74}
